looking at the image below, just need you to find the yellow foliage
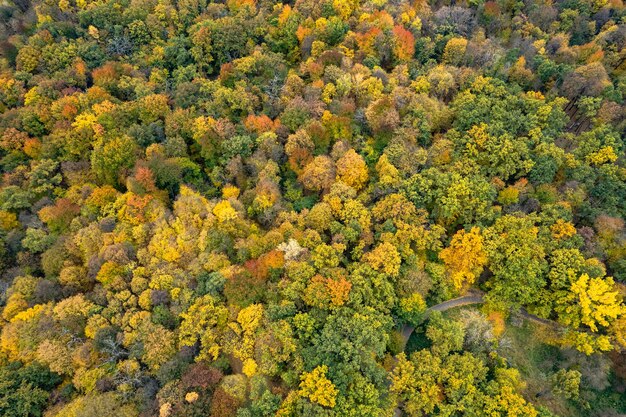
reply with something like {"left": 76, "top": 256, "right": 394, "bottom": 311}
{"left": 213, "top": 200, "right": 238, "bottom": 222}
{"left": 399, "top": 293, "right": 426, "bottom": 316}
{"left": 587, "top": 146, "right": 618, "bottom": 165}
{"left": 84, "top": 314, "right": 109, "bottom": 339}
{"left": 443, "top": 37, "right": 468, "bottom": 64}
{"left": 569, "top": 274, "right": 624, "bottom": 332}
{"left": 497, "top": 186, "right": 519, "bottom": 205}
{"left": 237, "top": 303, "right": 264, "bottom": 334}
{"left": 563, "top": 330, "right": 613, "bottom": 355}
{"left": 299, "top": 365, "right": 338, "bottom": 408}
{"left": 72, "top": 112, "right": 98, "bottom": 134}
{"left": 80, "top": 368, "right": 116, "bottom": 393}
{"left": 551, "top": 219, "right": 577, "bottom": 239}
{"left": 439, "top": 227, "right": 487, "bottom": 291}
{"left": 243, "top": 358, "right": 258, "bottom": 377}
{"left": 487, "top": 311, "right": 506, "bottom": 337}
{"left": 2, "top": 293, "right": 28, "bottom": 321}
{"left": 222, "top": 185, "right": 240, "bottom": 199}
{"left": 179, "top": 295, "right": 229, "bottom": 362}
{"left": 185, "top": 391, "right": 199, "bottom": 403}
{"left": 88, "top": 25, "right": 100, "bottom": 39}
{"left": 611, "top": 316, "right": 626, "bottom": 349}
{"left": 333, "top": 0, "right": 359, "bottom": 20}
{"left": 160, "top": 403, "right": 173, "bottom": 417}
{"left": 322, "top": 83, "right": 336, "bottom": 104}
{"left": 364, "top": 242, "right": 401, "bottom": 277}
{"left": 375, "top": 154, "right": 401, "bottom": 188}
{"left": 0, "top": 210, "right": 19, "bottom": 231}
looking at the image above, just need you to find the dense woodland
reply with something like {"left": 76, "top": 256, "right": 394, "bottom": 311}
{"left": 0, "top": 0, "right": 625, "bottom": 415}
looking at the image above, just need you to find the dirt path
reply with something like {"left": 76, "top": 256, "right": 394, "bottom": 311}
{"left": 400, "top": 290, "right": 561, "bottom": 346}
{"left": 400, "top": 290, "right": 486, "bottom": 343}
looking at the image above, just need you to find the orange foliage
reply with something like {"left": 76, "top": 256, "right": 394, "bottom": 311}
{"left": 296, "top": 25, "right": 313, "bottom": 43}
{"left": 38, "top": 198, "right": 81, "bottom": 232}
{"left": 483, "top": 1, "right": 501, "bottom": 17}
{"left": 392, "top": 26, "right": 415, "bottom": 61}
{"left": 278, "top": 4, "right": 292, "bottom": 25}
{"left": 356, "top": 27, "right": 383, "bottom": 56}
{"left": 304, "top": 274, "right": 352, "bottom": 308}
{"left": 326, "top": 276, "right": 352, "bottom": 306}
{"left": 92, "top": 63, "right": 117, "bottom": 87}
{"left": 587, "top": 50, "right": 604, "bottom": 64}
{"left": 243, "top": 114, "right": 277, "bottom": 134}
{"left": 134, "top": 166, "right": 157, "bottom": 192}
{"left": 245, "top": 250, "right": 285, "bottom": 281}
{"left": 87, "top": 185, "right": 118, "bottom": 209}
{"left": 27, "top": 140, "right": 42, "bottom": 160}
{"left": 487, "top": 311, "right": 505, "bottom": 337}
{"left": 122, "top": 194, "right": 154, "bottom": 225}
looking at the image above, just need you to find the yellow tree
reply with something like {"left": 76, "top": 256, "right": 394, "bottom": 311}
{"left": 231, "top": 303, "right": 264, "bottom": 376}
{"left": 299, "top": 155, "right": 336, "bottom": 192}
{"left": 439, "top": 227, "right": 487, "bottom": 292}
{"left": 375, "top": 154, "right": 401, "bottom": 189}
{"left": 332, "top": 0, "right": 359, "bottom": 20}
{"left": 610, "top": 316, "right": 626, "bottom": 350}
{"left": 298, "top": 365, "right": 338, "bottom": 408}
{"left": 213, "top": 200, "right": 238, "bottom": 223}
{"left": 179, "top": 295, "right": 229, "bottom": 362}
{"left": 364, "top": 242, "right": 402, "bottom": 277}
{"left": 556, "top": 274, "right": 625, "bottom": 332}
{"left": 442, "top": 37, "right": 467, "bottom": 65}
{"left": 335, "top": 149, "right": 369, "bottom": 191}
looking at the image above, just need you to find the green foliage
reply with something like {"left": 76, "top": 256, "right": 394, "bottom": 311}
{"left": 0, "top": 0, "right": 624, "bottom": 415}
{"left": 0, "top": 362, "right": 61, "bottom": 417}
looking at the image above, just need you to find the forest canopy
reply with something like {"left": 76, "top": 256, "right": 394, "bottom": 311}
{"left": 0, "top": 0, "right": 625, "bottom": 415}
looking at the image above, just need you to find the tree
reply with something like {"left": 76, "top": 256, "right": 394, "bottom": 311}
{"left": 392, "top": 26, "right": 415, "bottom": 62}
{"left": 0, "top": 362, "right": 61, "bottom": 417}
{"left": 402, "top": 168, "right": 497, "bottom": 227}
{"left": 483, "top": 215, "right": 547, "bottom": 307}
{"left": 285, "top": 130, "right": 314, "bottom": 173}
{"left": 54, "top": 392, "right": 137, "bottom": 417}
{"left": 298, "top": 365, "right": 338, "bottom": 408}
{"left": 299, "top": 156, "right": 335, "bottom": 192}
{"left": 91, "top": 136, "right": 138, "bottom": 187}
{"left": 363, "top": 242, "right": 402, "bottom": 277}
{"left": 365, "top": 97, "right": 400, "bottom": 135}
{"left": 442, "top": 37, "right": 467, "bottom": 65}
{"left": 439, "top": 227, "right": 487, "bottom": 292}
{"left": 426, "top": 311, "right": 465, "bottom": 356}
{"left": 38, "top": 198, "right": 80, "bottom": 233}
{"left": 561, "top": 62, "right": 611, "bottom": 99}
{"left": 457, "top": 123, "right": 534, "bottom": 181}
{"left": 179, "top": 295, "right": 229, "bottom": 362}
{"left": 1, "top": 0, "right": 625, "bottom": 414}
{"left": 551, "top": 369, "right": 581, "bottom": 400}
{"left": 555, "top": 274, "right": 625, "bottom": 332}
{"left": 335, "top": 149, "right": 368, "bottom": 191}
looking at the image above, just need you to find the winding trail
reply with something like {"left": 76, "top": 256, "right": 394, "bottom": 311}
{"left": 400, "top": 290, "right": 559, "bottom": 346}
{"left": 400, "top": 290, "right": 486, "bottom": 344}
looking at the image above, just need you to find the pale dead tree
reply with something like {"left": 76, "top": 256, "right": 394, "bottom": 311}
{"left": 277, "top": 238, "right": 306, "bottom": 261}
